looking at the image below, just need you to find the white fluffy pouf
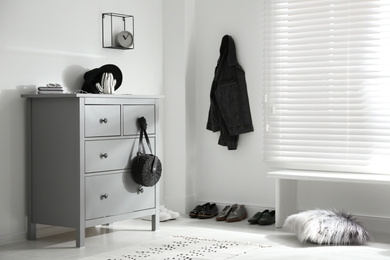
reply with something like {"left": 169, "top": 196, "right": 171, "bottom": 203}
{"left": 284, "top": 209, "right": 370, "bottom": 245}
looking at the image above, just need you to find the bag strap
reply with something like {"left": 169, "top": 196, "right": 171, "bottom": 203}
{"left": 137, "top": 117, "right": 153, "bottom": 154}
{"left": 137, "top": 117, "right": 159, "bottom": 175}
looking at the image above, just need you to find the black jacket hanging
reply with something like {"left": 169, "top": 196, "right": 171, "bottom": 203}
{"left": 206, "top": 35, "right": 254, "bottom": 150}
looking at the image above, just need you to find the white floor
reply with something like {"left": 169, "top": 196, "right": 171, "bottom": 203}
{"left": 1, "top": 216, "right": 390, "bottom": 260}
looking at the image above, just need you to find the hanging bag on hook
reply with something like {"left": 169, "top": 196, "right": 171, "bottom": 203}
{"left": 131, "top": 117, "right": 162, "bottom": 187}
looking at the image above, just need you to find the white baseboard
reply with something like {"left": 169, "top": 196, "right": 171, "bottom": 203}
{"left": 2, "top": 207, "right": 389, "bottom": 247}
{"left": 354, "top": 214, "right": 390, "bottom": 235}
{"left": 195, "top": 200, "right": 390, "bottom": 235}
{"left": 0, "top": 231, "right": 26, "bottom": 247}
{"left": 0, "top": 225, "right": 73, "bottom": 247}
{"left": 194, "top": 200, "right": 275, "bottom": 220}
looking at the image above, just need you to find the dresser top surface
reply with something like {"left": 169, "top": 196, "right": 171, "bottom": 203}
{"left": 21, "top": 93, "right": 164, "bottom": 99}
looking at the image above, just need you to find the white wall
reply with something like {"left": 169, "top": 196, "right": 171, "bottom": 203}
{"left": 193, "top": 0, "right": 274, "bottom": 210}
{"left": 0, "top": 0, "right": 163, "bottom": 245}
{"left": 162, "top": 0, "right": 197, "bottom": 214}
{"left": 174, "top": 0, "right": 390, "bottom": 232}
{"left": 163, "top": 0, "right": 275, "bottom": 216}
{"left": 2, "top": 0, "right": 390, "bottom": 247}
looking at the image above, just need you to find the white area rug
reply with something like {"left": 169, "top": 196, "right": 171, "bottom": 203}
{"left": 82, "top": 235, "right": 270, "bottom": 260}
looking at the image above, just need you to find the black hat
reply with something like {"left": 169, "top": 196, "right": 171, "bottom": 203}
{"left": 82, "top": 64, "right": 123, "bottom": 93}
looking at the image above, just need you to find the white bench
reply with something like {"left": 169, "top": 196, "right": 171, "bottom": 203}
{"left": 267, "top": 170, "right": 390, "bottom": 228}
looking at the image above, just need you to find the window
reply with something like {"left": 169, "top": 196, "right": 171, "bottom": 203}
{"left": 265, "top": 0, "right": 390, "bottom": 174}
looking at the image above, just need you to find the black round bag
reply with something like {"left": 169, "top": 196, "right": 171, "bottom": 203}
{"left": 131, "top": 117, "right": 162, "bottom": 187}
{"left": 132, "top": 153, "right": 162, "bottom": 187}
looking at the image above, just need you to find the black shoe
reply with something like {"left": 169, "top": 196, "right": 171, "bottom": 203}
{"left": 258, "top": 210, "right": 275, "bottom": 225}
{"left": 189, "top": 203, "right": 209, "bottom": 218}
{"left": 248, "top": 210, "right": 268, "bottom": 224}
{"left": 198, "top": 203, "right": 218, "bottom": 219}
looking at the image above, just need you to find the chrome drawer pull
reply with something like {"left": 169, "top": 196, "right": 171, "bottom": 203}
{"left": 100, "top": 118, "right": 108, "bottom": 123}
{"left": 101, "top": 193, "right": 108, "bottom": 199}
{"left": 101, "top": 153, "right": 108, "bottom": 158}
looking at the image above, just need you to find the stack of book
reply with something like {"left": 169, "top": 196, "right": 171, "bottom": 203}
{"left": 38, "top": 83, "right": 64, "bottom": 94}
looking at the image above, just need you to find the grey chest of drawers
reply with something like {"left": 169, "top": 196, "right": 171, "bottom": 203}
{"left": 22, "top": 94, "right": 162, "bottom": 247}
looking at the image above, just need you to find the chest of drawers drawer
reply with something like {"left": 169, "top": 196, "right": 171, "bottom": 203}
{"left": 123, "top": 105, "right": 155, "bottom": 135}
{"left": 85, "top": 139, "right": 133, "bottom": 173}
{"left": 85, "top": 105, "right": 121, "bottom": 137}
{"left": 85, "top": 137, "right": 156, "bottom": 173}
{"left": 85, "top": 173, "right": 156, "bottom": 220}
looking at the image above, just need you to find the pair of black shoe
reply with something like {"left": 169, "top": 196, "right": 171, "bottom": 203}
{"left": 189, "top": 203, "right": 218, "bottom": 219}
{"left": 248, "top": 210, "right": 275, "bottom": 225}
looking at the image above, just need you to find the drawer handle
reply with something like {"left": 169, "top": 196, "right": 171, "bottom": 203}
{"left": 100, "top": 118, "right": 108, "bottom": 123}
{"left": 101, "top": 153, "right": 108, "bottom": 158}
{"left": 101, "top": 193, "right": 109, "bottom": 200}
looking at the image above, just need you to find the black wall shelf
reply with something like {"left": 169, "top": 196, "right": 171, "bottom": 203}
{"left": 102, "top": 13, "right": 134, "bottom": 50}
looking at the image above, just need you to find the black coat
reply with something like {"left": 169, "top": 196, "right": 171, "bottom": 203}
{"left": 206, "top": 35, "right": 254, "bottom": 150}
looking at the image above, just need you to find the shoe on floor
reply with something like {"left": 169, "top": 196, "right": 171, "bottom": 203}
{"left": 189, "top": 203, "right": 209, "bottom": 218}
{"left": 141, "top": 211, "right": 171, "bottom": 222}
{"left": 216, "top": 204, "right": 234, "bottom": 221}
{"left": 198, "top": 203, "right": 218, "bottom": 219}
{"left": 248, "top": 210, "right": 269, "bottom": 224}
{"left": 159, "top": 211, "right": 173, "bottom": 222}
{"left": 160, "top": 205, "right": 180, "bottom": 219}
{"left": 226, "top": 204, "right": 247, "bottom": 222}
{"left": 258, "top": 210, "right": 275, "bottom": 225}
{"left": 141, "top": 205, "right": 178, "bottom": 222}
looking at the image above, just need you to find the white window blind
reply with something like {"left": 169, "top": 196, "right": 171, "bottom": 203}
{"left": 265, "top": 0, "right": 390, "bottom": 174}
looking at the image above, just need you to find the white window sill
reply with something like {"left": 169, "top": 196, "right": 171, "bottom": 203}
{"left": 267, "top": 170, "right": 390, "bottom": 185}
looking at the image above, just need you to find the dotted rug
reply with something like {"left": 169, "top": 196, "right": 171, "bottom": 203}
{"left": 82, "top": 235, "right": 270, "bottom": 260}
